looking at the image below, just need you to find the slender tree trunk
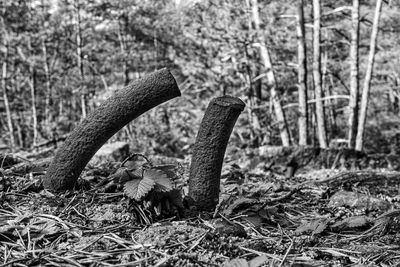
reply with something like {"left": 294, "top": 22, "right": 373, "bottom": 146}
{"left": 27, "top": 37, "right": 38, "bottom": 148}
{"left": 297, "top": 0, "right": 308, "bottom": 146}
{"left": 355, "top": 0, "right": 383, "bottom": 151}
{"left": 243, "top": 40, "right": 262, "bottom": 145}
{"left": 322, "top": 31, "right": 337, "bottom": 137}
{"left": 1, "top": 34, "right": 14, "bottom": 150}
{"left": 42, "top": 37, "right": 52, "bottom": 134}
{"left": 348, "top": 0, "right": 360, "bottom": 149}
{"left": 14, "top": 78, "right": 24, "bottom": 147}
{"left": 251, "top": 0, "right": 290, "bottom": 146}
{"left": 74, "top": 0, "right": 86, "bottom": 118}
{"left": 244, "top": 0, "right": 262, "bottom": 145}
{"left": 321, "top": 46, "right": 330, "bottom": 139}
{"left": 312, "top": 0, "right": 328, "bottom": 148}
{"left": 16, "top": 113, "right": 24, "bottom": 148}
{"left": 328, "top": 73, "right": 338, "bottom": 131}
{"left": 253, "top": 69, "right": 262, "bottom": 100}
{"left": 29, "top": 65, "right": 38, "bottom": 148}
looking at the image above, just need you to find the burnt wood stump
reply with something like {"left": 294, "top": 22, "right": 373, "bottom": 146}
{"left": 189, "top": 96, "right": 245, "bottom": 211}
{"left": 43, "top": 68, "right": 180, "bottom": 191}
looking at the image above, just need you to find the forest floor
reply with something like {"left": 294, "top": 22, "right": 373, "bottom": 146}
{"left": 1, "top": 146, "right": 400, "bottom": 267}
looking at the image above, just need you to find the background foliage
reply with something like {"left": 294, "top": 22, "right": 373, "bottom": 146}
{"left": 1, "top": 0, "right": 400, "bottom": 155}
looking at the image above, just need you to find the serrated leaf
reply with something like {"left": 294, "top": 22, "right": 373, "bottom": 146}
{"left": 152, "top": 164, "right": 178, "bottom": 180}
{"left": 124, "top": 176, "right": 155, "bottom": 201}
{"left": 144, "top": 169, "right": 173, "bottom": 192}
{"left": 130, "top": 169, "right": 144, "bottom": 178}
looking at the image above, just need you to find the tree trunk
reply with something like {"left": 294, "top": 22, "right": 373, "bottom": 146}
{"left": 16, "top": 113, "right": 24, "bottom": 148}
{"left": 251, "top": 0, "right": 290, "bottom": 146}
{"left": 322, "top": 47, "right": 329, "bottom": 139}
{"left": 43, "top": 68, "right": 180, "bottom": 192}
{"left": 1, "top": 33, "right": 14, "bottom": 151}
{"left": 189, "top": 96, "right": 245, "bottom": 211}
{"left": 328, "top": 73, "right": 338, "bottom": 132}
{"left": 297, "top": 0, "right": 308, "bottom": 146}
{"left": 243, "top": 39, "right": 261, "bottom": 146}
{"left": 348, "top": 0, "right": 360, "bottom": 149}
{"left": 312, "top": 0, "right": 328, "bottom": 148}
{"left": 355, "top": 0, "right": 383, "bottom": 151}
{"left": 28, "top": 37, "right": 38, "bottom": 148}
{"left": 42, "top": 37, "right": 52, "bottom": 135}
{"left": 14, "top": 79, "right": 24, "bottom": 147}
{"left": 29, "top": 65, "right": 38, "bottom": 148}
{"left": 74, "top": 0, "right": 86, "bottom": 118}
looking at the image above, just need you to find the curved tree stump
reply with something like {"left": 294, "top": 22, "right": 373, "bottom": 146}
{"left": 43, "top": 68, "right": 180, "bottom": 191}
{"left": 189, "top": 96, "right": 245, "bottom": 211}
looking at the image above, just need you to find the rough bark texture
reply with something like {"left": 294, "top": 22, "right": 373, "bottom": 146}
{"left": 43, "top": 68, "right": 180, "bottom": 191}
{"left": 189, "top": 96, "right": 245, "bottom": 211}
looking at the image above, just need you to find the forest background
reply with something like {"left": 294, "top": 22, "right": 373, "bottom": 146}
{"left": 1, "top": 0, "right": 400, "bottom": 157}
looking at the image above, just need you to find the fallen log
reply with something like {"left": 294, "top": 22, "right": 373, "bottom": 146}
{"left": 43, "top": 68, "right": 180, "bottom": 191}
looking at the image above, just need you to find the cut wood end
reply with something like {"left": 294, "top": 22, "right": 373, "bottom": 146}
{"left": 212, "top": 96, "right": 245, "bottom": 110}
{"left": 151, "top": 68, "right": 181, "bottom": 97}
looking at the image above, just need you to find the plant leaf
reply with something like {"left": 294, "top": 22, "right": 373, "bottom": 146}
{"left": 130, "top": 169, "right": 143, "bottom": 178}
{"left": 152, "top": 164, "right": 178, "bottom": 180}
{"left": 124, "top": 176, "right": 155, "bottom": 201}
{"left": 144, "top": 169, "right": 173, "bottom": 192}
{"left": 109, "top": 167, "right": 132, "bottom": 183}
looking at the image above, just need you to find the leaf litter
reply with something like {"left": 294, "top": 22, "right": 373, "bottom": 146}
{"left": 1, "top": 151, "right": 400, "bottom": 266}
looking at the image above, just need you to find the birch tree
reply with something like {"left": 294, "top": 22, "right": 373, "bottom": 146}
{"left": 297, "top": 0, "right": 308, "bottom": 146}
{"left": 251, "top": 0, "right": 291, "bottom": 146}
{"left": 28, "top": 37, "right": 38, "bottom": 148}
{"left": 1, "top": 13, "right": 14, "bottom": 150}
{"left": 312, "top": 0, "right": 328, "bottom": 148}
{"left": 356, "top": 0, "right": 383, "bottom": 151}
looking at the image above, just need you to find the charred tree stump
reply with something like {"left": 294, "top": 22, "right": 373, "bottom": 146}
{"left": 189, "top": 96, "right": 245, "bottom": 211}
{"left": 43, "top": 68, "right": 180, "bottom": 191}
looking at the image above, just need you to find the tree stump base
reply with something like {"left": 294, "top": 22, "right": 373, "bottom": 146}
{"left": 188, "top": 96, "right": 245, "bottom": 211}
